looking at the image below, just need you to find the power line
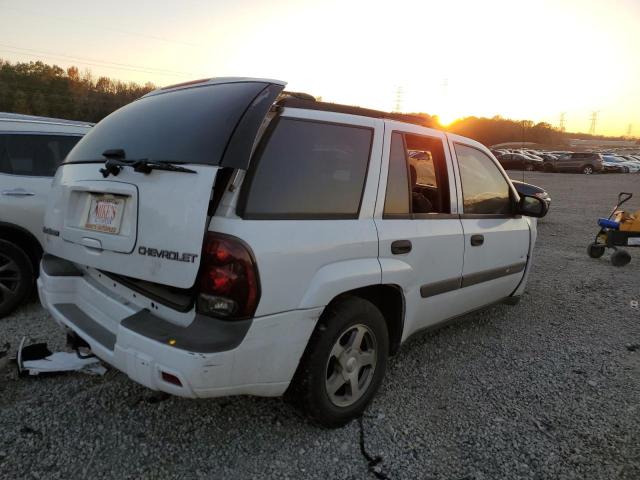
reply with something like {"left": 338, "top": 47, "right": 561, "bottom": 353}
{"left": 4, "top": 5, "right": 205, "bottom": 49}
{"left": 0, "top": 43, "right": 195, "bottom": 78}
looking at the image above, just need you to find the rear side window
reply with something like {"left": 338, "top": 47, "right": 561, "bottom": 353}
{"left": 0, "top": 134, "right": 81, "bottom": 177}
{"left": 383, "top": 133, "right": 410, "bottom": 216}
{"left": 454, "top": 143, "right": 512, "bottom": 215}
{"left": 383, "top": 131, "right": 450, "bottom": 217}
{"left": 241, "top": 118, "right": 373, "bottom": 219}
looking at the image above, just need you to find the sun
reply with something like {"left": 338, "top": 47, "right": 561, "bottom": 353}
{"left": 436, "top": 111, "right": 458, "bottom": 127}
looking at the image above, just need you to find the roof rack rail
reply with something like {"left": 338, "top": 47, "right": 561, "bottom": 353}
{"left": 276, "top": 96, "right": 433, "bottom": 128}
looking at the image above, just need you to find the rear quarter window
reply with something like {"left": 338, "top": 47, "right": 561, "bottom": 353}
{"left": 240, "top": 118, "right": 373, "bottom": 219}
{"left": 0, "top": 134, "right": 81, "bottom": 176}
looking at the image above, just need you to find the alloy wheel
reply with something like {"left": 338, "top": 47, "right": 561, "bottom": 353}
{"left": 325, "top": 324, "right": 377, "bottom": 407}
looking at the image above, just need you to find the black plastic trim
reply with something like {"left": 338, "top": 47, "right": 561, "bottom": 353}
{"left": 121, "top": 310, "right": 252, "bottom": 353}
{"left": 420, "top": 277, "right": 461, "bottom": 298}
{"left": 55, "top": 303, "right": 116, "bottom": 350}
{"left": 41, "top": 254, "right": 82, "bottom": 277}
{"left": 460, "top": 262, "right": 526, "bottom": 288}
{"left": 221, "top": 83, "right": 284, "bottom": 170}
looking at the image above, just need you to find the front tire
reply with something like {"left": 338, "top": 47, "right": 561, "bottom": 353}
{"left": 288, "top": 296, "right": 388, "bottom": 428}
{"left": 582, "top": 165, "right": 594, "bottom": 175}
{"left": 587, "top": 243, "right": 605, "bottom": 258}
{"left": 0, "top": 240, "right": 34, "bottom": 318}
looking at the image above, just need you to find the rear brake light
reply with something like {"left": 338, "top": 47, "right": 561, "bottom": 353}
{"left": 196, "top": 232, "right": 260, "bottom": 320}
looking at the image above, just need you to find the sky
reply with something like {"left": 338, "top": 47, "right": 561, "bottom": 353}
{"left": 1, "top": 0, "right": 639, "bottom": 136}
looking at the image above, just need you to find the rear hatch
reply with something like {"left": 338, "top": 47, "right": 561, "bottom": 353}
{"left": 43, "top": 78, "right": 284, "bottom": 288}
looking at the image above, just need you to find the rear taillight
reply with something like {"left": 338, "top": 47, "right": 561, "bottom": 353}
{"left": 196, "top": 232, "right": 260, "bottom": 320}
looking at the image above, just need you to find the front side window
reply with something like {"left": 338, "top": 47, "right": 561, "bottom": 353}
{"left": 241, "top": 118, "right": 373, "bottom": 219}
{"left": 454, "top": 143, "right": 512, "bottom": 215}
{"left": 0, "top": 134, "right": 81, "bottom": 176}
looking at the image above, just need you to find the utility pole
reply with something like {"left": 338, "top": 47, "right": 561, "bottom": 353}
{"left": 588, "top": 111, "right": 599, "bottom": 135}
{"left": 393, "top": 86, "right": 404, "bottom": 113}
{"left": 559, "top": 112, "right": 566, "bottom": 132}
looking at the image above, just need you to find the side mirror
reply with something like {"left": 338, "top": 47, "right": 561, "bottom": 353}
{"left": 517, "top": 194, "right": 548, "bottom": 218}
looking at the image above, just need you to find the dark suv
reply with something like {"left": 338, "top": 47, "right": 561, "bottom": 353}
{"left": 543, "top": 152, "right": 603, "bottom": 174}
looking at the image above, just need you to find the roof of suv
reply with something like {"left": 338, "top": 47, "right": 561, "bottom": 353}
{"left": 277, "top": 96, "right": 433, "bottom": 128}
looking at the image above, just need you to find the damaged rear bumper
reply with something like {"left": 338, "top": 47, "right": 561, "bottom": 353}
{"left": 38, "top": 255, "right": 320, "bottom": 398}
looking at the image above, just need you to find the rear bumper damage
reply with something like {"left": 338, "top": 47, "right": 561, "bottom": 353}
{"left": 38, "top": 255, "right": 320, "bottom": 398}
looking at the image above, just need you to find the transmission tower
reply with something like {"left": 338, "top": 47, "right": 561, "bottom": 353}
{"left": 588, "top": 111, "right": 599, "bottom": 135}
{"left": 393, "top": 86, "right": 404, "bottom": 113}
{"left": 627, "top": 123, "right": 633, "bottom": 137}
{"left": 559, "top": 112, "right": 566, "bottom": 132}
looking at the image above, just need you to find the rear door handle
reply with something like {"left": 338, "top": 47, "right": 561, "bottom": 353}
{"left": 470, "top": 234, "right": 484, "bottom": 246}
{"left": 1, "top": 188, "right": 35, "bottom": 197}
{"left": 391, "top": 240, "right": 412, "bottom": 255}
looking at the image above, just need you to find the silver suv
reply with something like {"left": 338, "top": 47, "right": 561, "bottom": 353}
{"left": 0, "top": 113, "right": 90, "bottom": 317}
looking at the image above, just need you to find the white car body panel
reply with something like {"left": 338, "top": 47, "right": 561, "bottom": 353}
{"left": 43, "top": 163, "right": 218, "bottom": 288}
{"left": 0, "top": 116, "right": 91, "bottom": 244}
{"left": 38, "top": 85, "right": 539, "bottom": 399}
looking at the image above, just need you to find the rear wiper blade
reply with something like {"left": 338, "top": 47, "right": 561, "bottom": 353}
{"left": 99, "top": 158, "right": 197, "bottom": 178}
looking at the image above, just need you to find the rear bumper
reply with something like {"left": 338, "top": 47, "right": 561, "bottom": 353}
{"left": 38, "top": 258, "right": 321, "bottom": 398}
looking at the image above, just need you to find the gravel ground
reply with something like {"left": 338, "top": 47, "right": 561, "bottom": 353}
{"left": 1, "top": 172, "right": 639, "bottom": 480}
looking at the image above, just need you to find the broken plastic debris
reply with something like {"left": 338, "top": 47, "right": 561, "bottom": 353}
{"left": 17, "top": 337, "right": 107, "bottom": 376}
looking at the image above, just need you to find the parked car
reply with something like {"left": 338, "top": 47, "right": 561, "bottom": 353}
{"left": 38, "top": 77, "right": 547, "bottom": 427}
{"left": 616, "top": 156, "right": 640, "bottom": 172}
{"left": 602, "top": 155, "right": 632, "bottom": 173}
{"left": 543, "top": 152, "right": 603, "bottom": 174}
{"left": 0, "top": 113, "right": 91, "bottom": 317}
{"left": 511, "top": 180, "right": 551, "bottom": 210}
{"left": 497, "top": 152, "right": 543, "bottom": 171}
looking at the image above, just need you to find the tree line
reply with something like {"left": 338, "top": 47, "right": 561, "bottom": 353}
{"left": 0, "top": 58, "right": 155, "bottom": 123}
{"left": 1, "top": 58, "right": 635, "bottom": 146}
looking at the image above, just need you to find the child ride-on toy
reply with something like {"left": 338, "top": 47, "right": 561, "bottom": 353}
{"left": 587, "top": 192, "right": 640, "bottom": 266}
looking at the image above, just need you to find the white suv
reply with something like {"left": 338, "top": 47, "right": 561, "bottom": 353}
{"left": 38, "top": 78, "right": 546, "bottom": 427}
{"left": 0, "top": 113, "right": 90, "bottom": 317}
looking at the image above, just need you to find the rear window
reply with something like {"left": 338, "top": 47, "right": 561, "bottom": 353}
{"left": 65, "top": 82, "right": 268, "bottom": 166}
{"left": 0, "top": 134, "right": 81, "bottom": 176}
{"left": 240, "top": 118, "right": 373, "bottom": 219}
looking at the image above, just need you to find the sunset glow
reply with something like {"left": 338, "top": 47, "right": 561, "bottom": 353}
{"left": 1, "top": 0, "right": 639, "bottom": 136}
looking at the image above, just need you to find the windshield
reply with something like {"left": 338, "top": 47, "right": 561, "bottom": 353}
{"left": 65, "top": 81, "right": 269, "bottom": 165}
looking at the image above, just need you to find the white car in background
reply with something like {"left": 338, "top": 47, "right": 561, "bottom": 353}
{"left": 0, "top": 113, "right": 91, "bottom": 317}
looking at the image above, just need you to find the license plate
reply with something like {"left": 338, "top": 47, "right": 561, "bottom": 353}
{"left": 628, "top": 237, "right": 640, "bottom": 246}
{"left": 84, "top": 195, "right": 125, "bottom": 234}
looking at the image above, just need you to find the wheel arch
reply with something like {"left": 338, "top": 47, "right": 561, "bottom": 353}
{"left": 0, "top": 222, "right": 43, "bottom": 274}
{"left": 324, "top": 284, "right": 405, "bottom": 356}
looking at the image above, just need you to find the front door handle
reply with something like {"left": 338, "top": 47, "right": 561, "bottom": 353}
{"left": 391, "top": 240, "right": 412, "bottom": 255}
{"left": 470, "top": 234, "right": 484, "bottom": 246}
{"left": 1, "top": 188, "right": 35, "bottom": 197}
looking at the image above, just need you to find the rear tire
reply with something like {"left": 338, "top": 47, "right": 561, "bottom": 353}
{"left": 287, "top": 296, "right": 388, "bottom": 428}
{"left": 544, "top": 163, "right": 554, "bottom": 172}
{"left": 0, "top": 240, "right": 34, "bottom": 318}
{"left": 525, "top": 164, "right": 535, "bottom": 172}
{"left": 611, "top": 249, "right": 631, "bottom": 267}
{"left": 587, "top": 243, "right": 605, "bottom": 258}
{"left": 582, "top": 165, "right": 594, "bottom": 175}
